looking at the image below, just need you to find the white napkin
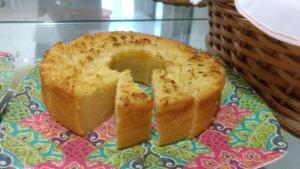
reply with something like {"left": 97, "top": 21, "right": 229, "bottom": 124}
{"left": 190, "top": 0, "right": 203, "bottom": 5}
{"left": 235, "top": 0, "right": 300, "bottom": 47}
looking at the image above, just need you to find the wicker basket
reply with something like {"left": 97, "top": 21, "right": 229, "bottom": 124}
{"left": 206, "top": 0, "right": 300, "bottom": 137}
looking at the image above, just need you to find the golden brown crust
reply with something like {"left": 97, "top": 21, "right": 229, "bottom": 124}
{"left": 152, "top": 69, "right": 194, "bottom": 145}
{"left": 189, "top": 87, "right": 223, "bottom": 137}
{"left": 40, "top": 82, "right": 84, "bottom": 135}
{"left": 156, "top": 94, "right": 194, "bottom": 145}
{"left": 41, "top": 31, "right": 202, "bottom": 98}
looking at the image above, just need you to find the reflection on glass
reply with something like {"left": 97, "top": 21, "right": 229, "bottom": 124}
{"left": 0, "top": 0, "right": 207, "bottom": 21}
{"left": 0, "top": 0, "right": 209, "bottom": 68}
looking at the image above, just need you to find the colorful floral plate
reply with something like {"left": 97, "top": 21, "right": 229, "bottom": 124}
{"left": 0, "top": 52, "right": 14, "bottom": 97}
{"left": 0, "top": 53, "right": 287, "bottom": 169}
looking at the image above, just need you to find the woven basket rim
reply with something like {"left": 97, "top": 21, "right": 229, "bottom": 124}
{"left": 207, "top": 0, "right": 300, "bottom": 137}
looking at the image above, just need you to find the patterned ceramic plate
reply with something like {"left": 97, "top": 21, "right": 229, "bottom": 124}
{"left": 0, "top": 54, "right": 287, "bottom": 169}
{"left": 0, "top": 52, "right": 15, "bottom": 97}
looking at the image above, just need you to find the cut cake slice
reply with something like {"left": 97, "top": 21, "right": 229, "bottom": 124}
{"left": 115, "top": 70, "right": 153, "bottom": 149}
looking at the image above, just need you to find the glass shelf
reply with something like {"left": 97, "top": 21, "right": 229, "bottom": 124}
{"left": 0, "top": 0, "right": 207, "bottom": 22}
{"left": 0, "top": 20, "right": 208, "bottom": 68}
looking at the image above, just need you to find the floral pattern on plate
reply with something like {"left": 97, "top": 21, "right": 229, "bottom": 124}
{"left": 0, "top": 56, "right": 287, "bottom": 169}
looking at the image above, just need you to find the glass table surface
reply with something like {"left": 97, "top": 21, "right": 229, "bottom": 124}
{"left": 0, "top": 1, "right": 299, "bottom": 169}
{"left": 0, "top": 0, "right": 207, "bottom": 22}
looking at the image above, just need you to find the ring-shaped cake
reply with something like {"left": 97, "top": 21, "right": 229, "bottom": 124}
{"left": 40, "top": 31, "right": 225, "bottom": 148}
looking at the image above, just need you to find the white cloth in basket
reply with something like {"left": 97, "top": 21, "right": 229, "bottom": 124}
{"left": 190, "top": 0, "right": 203, "bottom": 5}
{"left": 235, "top": 0, "right": 300, "bottom": 47}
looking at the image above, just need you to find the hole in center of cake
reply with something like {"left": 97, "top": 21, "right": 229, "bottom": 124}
{"left": 109, "top": 49, "right": 165, "bottom": 86}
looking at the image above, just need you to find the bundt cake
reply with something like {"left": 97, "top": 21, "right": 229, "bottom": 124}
{"left": 115, "top": 70, "right": 153, "bottom": 149}
{"left": 40, "top": 31, "right": 225, "bottom": 146}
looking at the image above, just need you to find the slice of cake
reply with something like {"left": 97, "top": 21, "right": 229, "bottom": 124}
{"left": 152, "top": 69, "right": 194, "bottom": 146}
{"left": 115, "top": 70, "right": 153, "bottom": 149}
